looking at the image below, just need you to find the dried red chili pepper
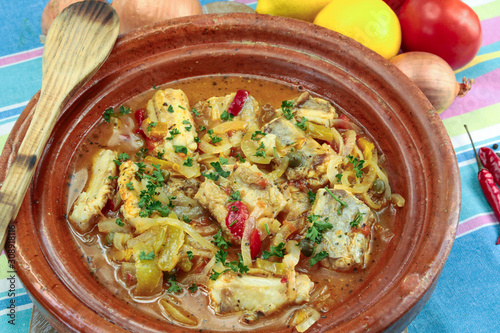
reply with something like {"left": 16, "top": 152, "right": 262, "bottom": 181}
{"left": 465, "top": 125, "right": 500, "bottom": 244}
{"left": 227, "top": 90, "right": 249, "bottom": 116}
{"left": 479, "top": 147, "right": 500, "bottom": 186}
{"left": 250, "top": 229, "right": 261, "bottom": 259}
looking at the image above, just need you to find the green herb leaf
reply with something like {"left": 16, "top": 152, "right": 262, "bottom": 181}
{"left": 212, "top": 230, "right": 230, "bottom": 249}
{"left": 229, "top": 190, "right": 241, "bottom": 202}
{"left": 325, "top": 187, "right": 348, "bottom": 215}
{"left": 192, "top": 108, "right": 200, "bottom": 117}
{"left": 182, "top": 215, "right": 192, "bottom": 224}
{"left": 116, "top": 218, "right": 124, "bottom": 227}
{"left": 251, "top": 130, "right": 266, "bottom": 141}
{"left": 307, "top": 190, "right": 316, "bottom": 204}
{"left": 221, "top": 110, "right": 234, "bottom": 121}
{"left": 188, "top": 283, "right": 198, "bottom": 293}
{"left": 187, "top": 251, "right": 193, "bottom": 259}
{"left": 183, "top": 156, "right": 193, "bottom": 167}
{"left": 335, "top": 173, "right": 343, "bottom": 182}
{"left": 139, "top": 251, "right": 155, "bottom": 260}
{"left": 210, "top": 161, "right": 230, "bottom": 178}
{"left": 347, "top": 155, "right": 365, "bottom": 178}
{"left": 113, "top": 153, "right": 130, "bottom": 166}
{"left": 167, "top": 105, "right": 174, "bottom": 113}
{"left": 235, "top": 154, "right": 246, "bottom": 163}
{"left": 296, "top": 116, "right": 307, "bottom": 131}
{"left": 254, "top": 142, "right": 266, "bottom": 157}
{"left": 350, "top": 211, "right": 365, "bottom": 228}
{"left": 167, "top": 279, "right": 182, "bottom": 294}
{"left": 262, "top": 243, "right": 286, "bottom": 259}
{"left": 281, "top": 100, "right": 294, "bottom": 120}
{"left": 126, "top": 181, "right": 135, "bottom": 190}
{"left": 174, "top": 145, "right": 188, "bottom": 155}
{"left": 309, "top": 251, "right": 329, "bottom": 266}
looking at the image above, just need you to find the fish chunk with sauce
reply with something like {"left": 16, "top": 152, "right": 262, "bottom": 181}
{"left": 69, "top": 149, "right": 118, "bottom": 232}
{"left": 263, "top": 117, "right": 331, "bottom": 187}
{"left": 292, "top": 92, "right": 337, "bottom": 127}
{"left": 209, "top": 272, "right": 313, "bottom": 322}
{"left": 195, "top": 92, "right": 259, "bottom": 123}
{"left": 146, "top": 88, "right": 198, "bottom": 154}
{"left": 312, "top": 188, "right": 374, "bottom": 270}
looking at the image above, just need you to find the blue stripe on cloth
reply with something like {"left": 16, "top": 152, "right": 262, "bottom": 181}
{"left": 454, "top": 135, "right": 500, "bottom": 154}
{"left": 0, "top": 58, "right": 41, "bottom": 109}
{"left": 456, "top": 57, "right": 500, "bottom": 80}
{"left": 0, "top": 0, "right": 44, "bottom": 57}
{"left": 0, "top": 288, "right": 26, "bottom": 300}
{"left": 0, "top": 306, "right": 32, "bottom": 333}
{"left": 0, "top": 293, "right": 32, "bottom": 310}
{"left": 408, "top": 226, "right": 500, "bottom": 333}
{"left": 455, "top": 137, "right": 500, "bottom": 163}
{"left": 0, "top": 105, "right": 25, "bottom": 122}
{"left": 478, "top": 40, "right": 500, "bottom": 56}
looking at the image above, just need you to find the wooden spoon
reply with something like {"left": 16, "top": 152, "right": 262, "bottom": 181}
{"left": 0, "top": 1, "right": 119, "bottom": 249}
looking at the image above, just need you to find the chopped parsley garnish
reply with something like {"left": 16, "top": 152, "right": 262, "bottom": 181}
{"left": 167, "top": 196, "right": 176, "bottom": 209}
{"left": 191, "top": 108, "right": 200, "bottom": 117}
{"left": 220, "top": 110, "right": 234, "bottom": 121}
{"left": 135, "top": 162, "right": 147, "bottom": 179}
{"left": 296, "top": 116, "right": 308, "bottom": 131}
{"left": 229, "top": 219, "right": 237, "bottom": 227}
{"left": 309, "top": 251, "right": 329, "bottom": 266}
{"left": 235, "top": 154, "right": 246, "bottom": 163}
{"left": 139, "top": 251, "right": 155, "bottom": 260}
{"left": 182, "top": 215, "right": 192, "bottom": 224}
{"left": 262, "top": 243, "right": 286, "bottom": 259}
{"left": 188, "top": 283, "right": 198, "bottom": 293}
{"left": 178, "top": 105, "right": 186, "bottom": 110}
{"left": 147, "top": 122, "right": 157, "bottom": 132}
{"left": 137, "top": 164, "right": 170, "bottom": 217}
{"left": 210, "top": 161, "right": 230, "bottom": 178}
{"left": 274, "top": 147, "right": 278, "bottom": 158}
{"left": 265, "top": 223, "right": 270, "bottom": 235}
{"left": 325, "top": 187, "right": 348, "bottom": 215}
{"left": 219, "top": 157, "right": 228, "bottom": 165}
{"left": 203, "top": 172, "right": 220, "bottom": 181}
{"left": 305, "top": 214, "right": 333, "bottom": 244}
{"left": 152, "top": 84, "right": 160, "bottom": 90}
{"left": 350, "top": 211, "right": 365, "bottom": 228}
{"left": 254, "top": 142, "right": 266, "bottom": 158}
{"left": 182, "top": 120, "right": 192, "bottom": 131}
{"left": 212, "top": 230, "right": 230, "bottom": 249}
{"left": 174, "top": 145, "right": 188, "bottom": 155}
{"left": 157, "top": 150, "right": 165, "bottom": 159}
{"left": 165, "top": 128, "right": 181, "bottom": 140}
{"left": 102, "top": 106, "right": 131, "bottom": 122}
{"left": 212, "top": 250, "right": 249, "bottom": 280}
{"left": 183, "top": 156, "right": 193, "bottom": 167}
{"left": 198, "top": 125, "right": 206, "bottom": 131}
{"left": 108, "top": 175, "right": 118, "bottom": 180}
{"left": 167, "top": 105, "right": 174, "bottom": 113}
{"left": 281, "top": 100, "right": 294, "bottom": 120}
{"left": 186, "top": 251, "right": 193, "bottom": 259}
{"left": 251, "top": 130, "right": 266, "bottom": 141}
{"left": 347, "top": 155, "right": 365, "bottom": 178}
{"left": 229, "top": 190, "right": 241, "bottom": 202}
{"left": 167, "top": 279, "right": 182, "bottom": 294}
{"left": 194, "top": 136, "right": 201, "bottom": 143}
{"left": 209, "top": 268, "right": 231, "bottom": 281}
{"left": 307, "top": 190, "right": 316, "bottom": 204}
{"left": 116, "top": 218, "right": 124, "bottom": 227}
{"left": 335, "top": 173, "right": 343, "bottom": 182}
{"left": 113, "top": 153, "right": 129, "bottom": 166}
{"left": 208, "top": 129, "right": 223, "bottom": 144}
{"left": 126, "top": 181, "right": 135, "bottom": 190}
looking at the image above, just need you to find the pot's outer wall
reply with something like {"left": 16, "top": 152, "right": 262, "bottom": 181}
{"left": 0, "top": 13, "right": 460, "bottom": 333}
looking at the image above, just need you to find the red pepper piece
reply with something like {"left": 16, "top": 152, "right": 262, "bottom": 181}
{"left": 134, "top": 109, "right": 146, "bottom": 136}
{"left": 250, "top": 229, "right": 261, "bottom": 259}
{"left": 465, "top": 125, "right": 500, "bottom": 244}
{"left": 479, "top": 147, "right": 500, "bottom": 186}
{"left": 225, "top": 201, "right": 249, "bottom": 239}
{"left": 227, "top": 90, "right": 249, "bottom": 116}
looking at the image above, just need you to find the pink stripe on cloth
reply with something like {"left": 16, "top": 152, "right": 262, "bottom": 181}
{"left": 0, "top": 47, "right": 44, "bottom": 67}
{"left": 456, "top": 213, "right": 498, "bottom": 237}
{"left": 440, "top": 67, "right": 500, "bottom": 119}
{"left": 481, "top": 16, "right": 500, "bottom": 47}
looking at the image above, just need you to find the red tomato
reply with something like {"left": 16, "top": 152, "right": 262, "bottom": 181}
{"left": 250, "top": 229, "right": 261, "bottom": 259}
{"left": 398, "top": 0, "right": 482, "bottom": 69}
{"left": 225, "top": 201, "right": 249, "bottom": 239}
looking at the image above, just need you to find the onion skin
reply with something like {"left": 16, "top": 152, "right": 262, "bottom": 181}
{"left": 41, "top": 0, "right": 107, "bottom": 35}
{"left": 390, "top": 52, "right": 473, "bottom": 114}
{"left": 112, "top": 0, "right": 203, "bottom": 35}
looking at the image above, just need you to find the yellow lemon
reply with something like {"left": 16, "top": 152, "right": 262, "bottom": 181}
{"left": 256, "top": 0, "right": 332, "bottom": 23}
{"left": 314, "top": 0, "right": 401, "bottom": 59}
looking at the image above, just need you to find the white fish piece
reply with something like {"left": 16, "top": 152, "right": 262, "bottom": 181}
{"left": 263, "top": 117, "right": 330, "bottom": 187}
{"left": 118, "top": 161, "right": 143, "bottom": 220}
{"left": 293, "top": 92, "right": 337, "bottom": 127}
{"left": 69, "top": 149, "right": 118, "bottom": 232}
{"left": 208, "top": 272, "right": 313, "bottom": 321}
{"left": 312, "top": 188, "right": 374, "bottom": 270}
{"left": 146, "top": 88, "right": 197, "bottom": 153}
{"left": 197, "top": 92, "right": 259, "bottom": 123}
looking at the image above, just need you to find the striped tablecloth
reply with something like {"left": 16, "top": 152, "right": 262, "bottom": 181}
{"left": 1, "top": 0, "right": 499, "bottom": 332}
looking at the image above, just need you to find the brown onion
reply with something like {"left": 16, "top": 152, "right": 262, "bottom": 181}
{"left": 41, "top": 0, "right": 107, "bottom": 35}
{"left": 111, "top": 0, "right": 203, "bottom": 35}
{"left": 390, "top": 51, "right": 473, "bottom": 114}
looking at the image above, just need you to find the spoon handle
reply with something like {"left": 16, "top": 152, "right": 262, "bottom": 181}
{"left": 0, "top": 1, "right": 119, "bottom": 250}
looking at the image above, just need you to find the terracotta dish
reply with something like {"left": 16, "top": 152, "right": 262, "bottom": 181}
{"left": 0, "top": 14, "right": 460, "bottom": 332}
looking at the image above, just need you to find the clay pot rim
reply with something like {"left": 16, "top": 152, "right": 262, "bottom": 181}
{"left": 1, "top": 13, "right": 460, "bottom": 332}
